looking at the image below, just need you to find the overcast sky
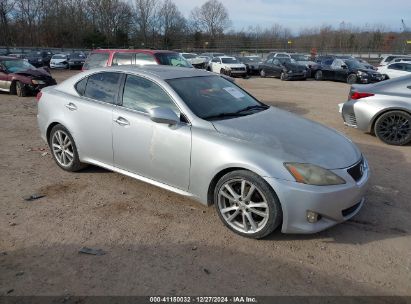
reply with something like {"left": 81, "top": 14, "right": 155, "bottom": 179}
{"left": 172, "top": 0, "right": 410, "bottom": 33}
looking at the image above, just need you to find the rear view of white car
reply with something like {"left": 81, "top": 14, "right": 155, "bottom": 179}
{"left": 209, "top": 56, "right": 247, "bottom": 77}
{"left": 378, "top": 62, "right": 411, "bottom": 79}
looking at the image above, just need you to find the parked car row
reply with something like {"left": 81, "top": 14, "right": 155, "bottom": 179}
{"left": 50, "top": 52, "right": 87, "bottom": 70}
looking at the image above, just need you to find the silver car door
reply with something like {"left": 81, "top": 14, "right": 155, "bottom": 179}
{"left": 66, "top": 72, "right": 122, "bottom": 165}
{"left": 112, "top": 74, "right": 191, "bottom": 190}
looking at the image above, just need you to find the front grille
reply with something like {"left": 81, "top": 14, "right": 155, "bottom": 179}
{"left": 231, "top": 67, "right": 245, "bottom": 71}
{"left": 342, "top": 201, "right": 362, "bottom": 217}
{"left": 343, "top": 113, "right": 357, "bottom": 126}
{"left": 347, "top": 158, "right": 364, "bottom": 182}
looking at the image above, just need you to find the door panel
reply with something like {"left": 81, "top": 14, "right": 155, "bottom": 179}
{"left": 112, "top": 109, "right": 191, "bottom": 190}
{"left": 0, "top": 71, "right": 11, "bottom": 91}
{"left": 112, "top": 74, "right": 191, "bottom": 190}
{"left": 65, "top": 96, "right": 114, "bottom": 165}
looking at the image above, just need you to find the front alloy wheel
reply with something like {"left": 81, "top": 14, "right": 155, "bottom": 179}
{"left": 347, "top": 74, "right": 357, "bottom": 84}
{"left": 260, "top": 69, "right": 266, "bottom": 78}
{"left": 374, "top": 111, "right": 411, "bottom": 146}
{"left": 215, "top": 170, "right": 282, "bottom": 239}
{"left": 314, "top": 70, "right": 323, "bottom": 81}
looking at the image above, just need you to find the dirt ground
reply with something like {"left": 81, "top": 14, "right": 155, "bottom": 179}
{"left": 0, "top": 69, "right": 410, "bottom": 297}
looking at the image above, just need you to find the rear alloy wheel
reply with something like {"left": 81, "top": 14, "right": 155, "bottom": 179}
{"left": 314, "top": 70, "right": 323, "bottom": 81}
{"left": 260, "top": 69, "right": 266, "bottom": 78}
{"left": 347, "top": 74, "right": 357, "bottom": 84}
{"left": 214, "top": 170, "right": 282, "bottom": 239}
{"left": 15, "top": 81, "right": 28, "bottom": 97}
{"left": 374, "top": 111, "right": 411, "bottom": 146}
{"left": 280, "top": 72, "right": 288, "bottom": 81}
{"left": 49, "top": 125, "right": 86, "bottom": 171}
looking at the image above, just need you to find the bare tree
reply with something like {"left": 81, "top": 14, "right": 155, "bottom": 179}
{"left": 133, "top": 0, "right": 159, "bottom": 47}
{"left": 158, "top": 0, "right": 186, "bottom": 48}
{"left": 190, "top": 0, "right": 230, "bottom": 44}
{"left": 0, "top": 0, "right": 14, "bottom": 45}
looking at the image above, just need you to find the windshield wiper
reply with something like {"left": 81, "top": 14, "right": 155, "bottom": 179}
{"left": 235, "top": 105, "right": 269, "bottom": 114}
{"left": 203, "top": 112, "right": 249, "bottom": 120}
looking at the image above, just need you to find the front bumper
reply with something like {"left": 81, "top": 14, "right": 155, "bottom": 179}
{"left": 357, "top": 74, "right": 384, "bottom": 84}
{"left": 264, "top": 158, "right": 369, "bottom": 234}
{"left": 285, "top": 71, "right": 307, "bottom": 80}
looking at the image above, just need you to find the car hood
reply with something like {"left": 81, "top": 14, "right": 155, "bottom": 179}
{"left": 211, "top": 107, "right": 361, "bottom": 169}
{"left": 224, "top": 63, "right": 246, "bottom": 68}
{"left": 14, "top": 68, "right": 52, "bottom": 78}
{"left": 51, "top": 58, "right": 67, "bottom": 63}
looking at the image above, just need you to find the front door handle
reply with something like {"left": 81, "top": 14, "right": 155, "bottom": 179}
{"left": 65, "top": 103, "right": 77, "bottom": 111}
{"left": 114, "top": 117, "right": 130, "bottom": 126}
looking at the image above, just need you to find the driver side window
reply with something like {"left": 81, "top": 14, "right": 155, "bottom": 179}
{"left": 331, "top": 59, "right": 344, "bottom": 69}
{"left": 122, "top": 75, "right": 179, "bottom": 115}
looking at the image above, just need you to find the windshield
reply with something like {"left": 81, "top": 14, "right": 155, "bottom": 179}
{"left": 344, "top": 60, "right": 364, "bottom": 69}
{"left": 167, "top": 76, "right": 266, "bottom": 120}
{"left": 2, "top": 59, "right": 36, "bottom": 73}
{"left": 291, "top": 55, "right": 309, "bottom": 61}
{"left": 155, "top": 53, "right": 192, "bottom": 68}
{"left": 221, "top": 57, "right": 239, "bottom": 64}
{"left": 70, "top": 53, "right": 86, "bottom": 59}
{"left": 182, "top": 54, "right": 196, "bottom": 59}
{"left": 241, "top": 57, "right": 260, "bottom": 62}
{"left": 53, "top": 55, "right": 67, "bottom": 59}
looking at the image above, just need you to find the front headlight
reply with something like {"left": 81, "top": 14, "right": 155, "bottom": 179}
{"left": 32, "top": 79, "right": 46, "bottom": 85}
{"left": 284, "top": 163, "right": 346, "bottom": 186}
{"left": 288, "top": 70, "right": 293, "bottom": 73}
{"left": 357, "top": 71, "right": 367, "bottom": 76}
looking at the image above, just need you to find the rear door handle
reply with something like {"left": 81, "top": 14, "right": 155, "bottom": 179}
{"left": 65, "top": 103, "right": 77, "bottom": 111}
{"left": 114, "top": 117, "right": 130, "bottom": 126}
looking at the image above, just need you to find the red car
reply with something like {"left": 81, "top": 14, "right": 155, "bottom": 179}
{"left": 0, "top": 56, "right": 56, "bottom": 97}
{"left": 82, "top": 49, "right": 193, "bottom": 70}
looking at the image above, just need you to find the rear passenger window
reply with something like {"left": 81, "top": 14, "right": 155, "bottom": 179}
{"left": 75, "top": 78, "right": 88, "bottom": 96}
{"left": 388, "top": 64, "right": 402, "bottom": 70}
{"left": 112, "top": 52, "right": 133, "bottom": 65}
{"left": 135, "top": 53, "right": 156, "bottom": 64}
{"left": 83, "top": 53, "right": 109, "bottom": 69}
{"left": 84, "top": 72, "right": 122, "bottom": 104}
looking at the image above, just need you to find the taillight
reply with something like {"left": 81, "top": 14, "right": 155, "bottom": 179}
{"left": 350, "top": 92, "right": 374, "bottom": 100}
{"left": 36, "top": 91, "right": 42, "bottom": 102}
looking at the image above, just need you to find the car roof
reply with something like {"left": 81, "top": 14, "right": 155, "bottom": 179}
{"left": 90, "top": 49, "right": 177, "bottom": 55}
{"left": 91, "top": 65, "right": 212, "bottom": 80}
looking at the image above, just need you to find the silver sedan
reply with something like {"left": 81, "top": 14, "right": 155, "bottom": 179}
{"left": 37, "top": 66, "right": 369, "bottom": 238}
{"left": 340, "top": 75, "right": 411, "bottom": 145}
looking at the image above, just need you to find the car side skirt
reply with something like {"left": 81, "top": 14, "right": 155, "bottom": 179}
{"left": 81, "top": 158, "right": 199, "bottom": 200}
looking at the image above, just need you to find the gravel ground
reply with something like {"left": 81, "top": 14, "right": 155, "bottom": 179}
{"left": 0, "top": 69, "right": 410, "bottom": 296}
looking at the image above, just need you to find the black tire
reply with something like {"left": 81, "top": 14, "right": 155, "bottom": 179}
{"left": 220, "top": 68, "right": 225, "bottom": 75}
{"left": 260, "top": 69, "right": 266, "bottom": 78}
{"left": 16, "top": 81, "right": 28, "bottom": 97}
{"left": 374, "top": 111, "right": 411, "bottom": 146}
{"left": 214, "top": 170, "right": 282, "bottom": 239}
{"left": 314, "top": 70, "right": 323, "bottom": 81}
{"left": 347, "top": 74, "right": 357, "bottom": 84}
{"left": 49, "top": 124, "right": 87, "bottom": 171}
{"left": 383, "top": 74, "right": 390, "bottom": 80}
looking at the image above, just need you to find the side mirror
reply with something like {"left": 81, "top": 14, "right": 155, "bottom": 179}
{"left": 149, "top": 107, "right": 179, "bottom": 125}
{"left": 341, "top": 64, "right": 348, "bottom": 69}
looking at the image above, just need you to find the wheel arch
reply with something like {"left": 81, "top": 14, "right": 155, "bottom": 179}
{"left": 206, "top": 166, "right": 282, "bottom": 207}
